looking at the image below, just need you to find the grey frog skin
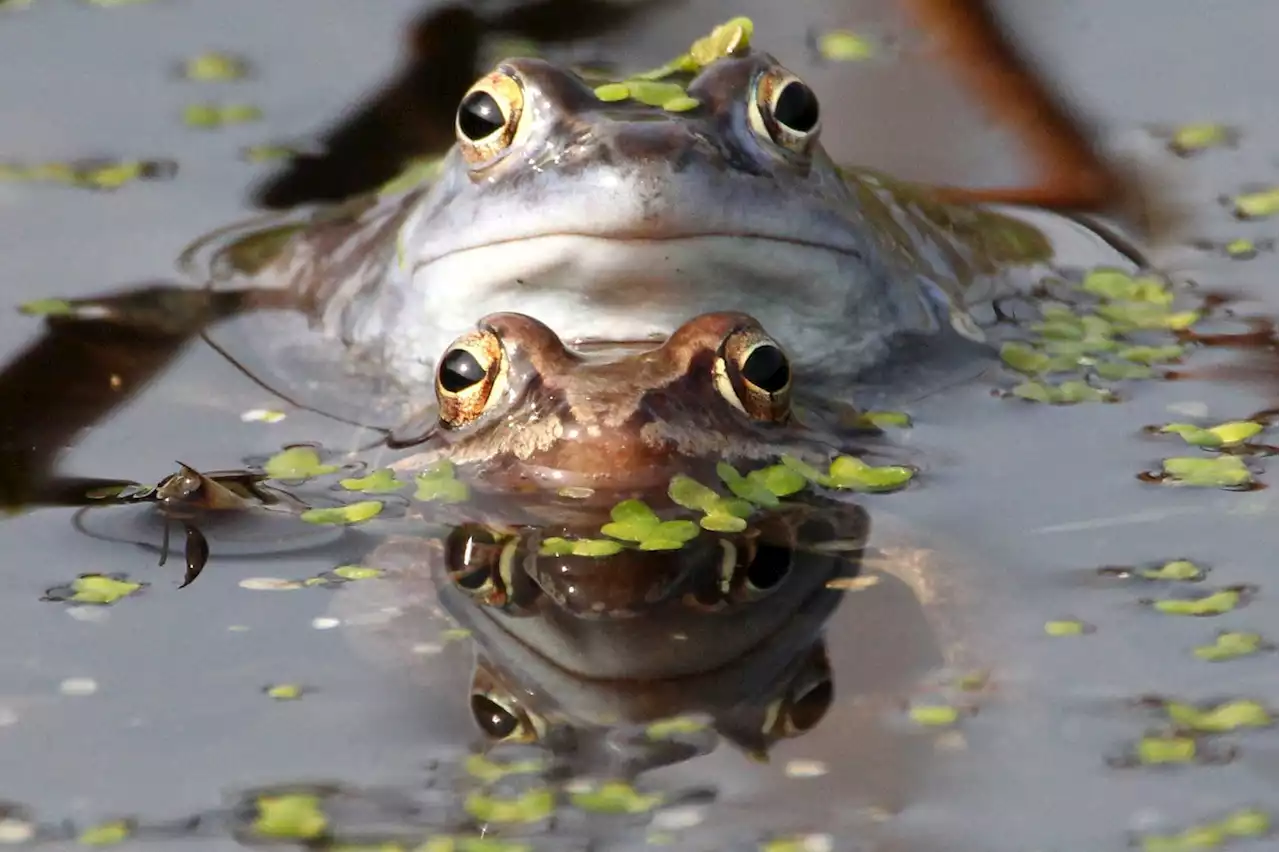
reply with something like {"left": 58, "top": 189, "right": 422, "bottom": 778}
{"left": 223, "top": 28, "right": 1073, "bottom": 396}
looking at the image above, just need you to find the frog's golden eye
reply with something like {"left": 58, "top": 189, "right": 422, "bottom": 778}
{"left": 714, "top": 327, "right": 792, "bottom": 422}
{"left": 455, "top": 68, "right": 527, "bottom": 166}
{"left": 469, "top": 676, "right": 547, "bottom": 743}
{"left": 748, "top": 67, "right": 821, "bottom": 154}
{"left": 436, "top": 329, "right": 509, "bottom": 428}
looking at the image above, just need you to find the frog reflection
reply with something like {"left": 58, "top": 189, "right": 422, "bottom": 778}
{"left": 423, "top": 501, "right": 867, "bottom": 768}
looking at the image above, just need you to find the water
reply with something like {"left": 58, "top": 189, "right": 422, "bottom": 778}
{"left": 0, "top": 2, "right": 1275, "bottom": 850}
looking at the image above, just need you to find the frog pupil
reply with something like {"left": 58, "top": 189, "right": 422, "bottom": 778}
{"left": 773, "top": 81, "right": 819, "bottom": 133}
{"left": 471, "top": 694, "right": 520, "bottom": 738}
{"left": 439, "top": 349, "right": 486, "bottom": 392}
{"left": 458, "top": 91, "right": 505, "bottom": 141}
{"left": 741, "top": 344, "right": 790, "bottom": 393}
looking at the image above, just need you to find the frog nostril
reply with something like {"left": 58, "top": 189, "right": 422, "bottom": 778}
{"left": 458, "top": 90, "right": 505, "bottom": 141}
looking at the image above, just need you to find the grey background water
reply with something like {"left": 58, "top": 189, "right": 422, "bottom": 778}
{"left": 0, "top": 1, "right": 1276, "bottom": 850}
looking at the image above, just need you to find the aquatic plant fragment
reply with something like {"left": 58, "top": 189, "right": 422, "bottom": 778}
{"left": 263, "top": 447, "right": 338, "bottom": 480}
{"left": 250, "top": 793, "right": 328, "bottom": 840}
{"left": 1158, "top": 456, "right": 1254, "bottom": 488}
{"left": 299, "top": 501, "right": 383, "bottom": 525}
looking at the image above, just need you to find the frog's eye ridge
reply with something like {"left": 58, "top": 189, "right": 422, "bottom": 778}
{"left": 435, "top": 329, "right": 509, "bottom": 428}
{"left": 713, "top": 327, "right": 793, "bottom": 423}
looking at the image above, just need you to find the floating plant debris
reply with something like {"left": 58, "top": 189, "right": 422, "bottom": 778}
{"left": 0, "top": 158, "right": 176, "bottom": 190}
{"left": 567, "top": 780, "right": 665, "bottom": 815}
{"left": 181, "top": 51, "right": 249, "bottom": 81}
{"left": 249, "top": 793, "right": 327, "bottom": 840}
{"left": 1157, "top": 421, "right": 1263, "bottom": 448}
{"left": 1194, "top": 631, "right": 1271, "bottom": 662}
{"left": 43, "top": 574, "right": 144, "bottom": 605}
{"left": 298, "top": 501, "right": 383, "bottom": 526}
{"left": 413, "top": 461, "right": 469, "bottom": 504}
{"left": 813, "top": 29, "right": 877, "bottom": 61}
{"left": 182, "top": 103, "right": 262, "bottom": 128}
{"left": 1155, "top": 456, "right": 1255, "bottom": 488}
{"left": 263, "top": 447, "right": 338, "bottom": 480}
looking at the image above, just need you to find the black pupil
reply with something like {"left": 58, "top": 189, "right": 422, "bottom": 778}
{"left": 457, "top": 90, "right": 505, "bottom": 141}
{"left": 773, "top": 81, "right": 820, "bottom": 133}
{"left": 471, "top": 694, "right": 520, "bottom": 739}
{"left": 439, "top": 349, "right": 486, "bottom": 393}
{"left": 741, "top": 344, "right": 790, "bottom": 393}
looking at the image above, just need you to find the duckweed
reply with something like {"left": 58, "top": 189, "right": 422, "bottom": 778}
{"left": 1159, "top": 456, "right": 1254, "bottom": 488}
{"left": 1117, "top": 344, "right": 1184, "bottom": 364}
{"left": 45, "top": 574, "right": 144, "bottom": 605}
{"left": 77, "top": 820, "right": 132, "bottom": 845}
{"left": 339, "top": 468, "right": 405, "bottom": 494}
{"left": 300, "top": 501, "right": 383, "bottom": 525}
{"left": 418, "top": 836, "right": 532, "bottom": 852}
{"left": 600, "top": 499, "right": 700, "bottom": 550}
{"left": 568, "top": 780, "right": 665, "bottom": 814}
{"left": 265, "top": 684, "right": 305, "bottom": 701}
{"left": 1151, "top": 589, "right": 1243, "bottom": 616}
{"left": 1140, "top": 808, "right": 1272, "bottom": 852}
{"left": 1230, "top": 187, "right": 1279, "bottom": 218}
{"left": 182, "top": 51, "right": 248, "bottom": 81}
{"left": 1164, "top": 699, "right": 1274, "bottom": 733}
{"left": 251, "top": 793, "right": 328, "bottom": 839}
{"left": 332, "top": 565, "right": 383, "bottom": 581}
{"left": 1159, "top": 421, "right": 1263, "bottom": 448}
{"left": 1011, "top": 379, "right": 1112, "bottom": 404}
{"left": 853, "top": 410, "right": 913, "bottom": 429}
{"left": 1224, "top": 237, "right": 1259, "bottom": 258}
{"left": 463, "top": 754, "right": 547, "bottom": 784}
{"left": 999, "top": 342, "right": 1050, "bottom": 375}
{"left": 715, "top": 464, "right": 781, "bottom": 507}
{"left": 263, "top": 446, "right": 338, "bottom": 480}
{"left": 1, "top": 159, "right": 175, "bottom": 190}
{"left": 908, "top": 705, "right": 960, "bottom": 727}
{"left": 18, "top": 297, "right": 75, "bottom": 316}
{"left": 462, "top": 787, "right": 554, "bottom": 824}
{"left": 538, "top": 537, "right": 625, "bottom": 558}
{"left": 413, "top": 461, "right": 469, "bottom": 504}
{"left": 1081, "top": 269, "right": 1173, "bottom": 304}
{"left": 1140, "top": 560, "right": 1206, "bottom": 581}
{"left": 645, "top": 716, "right": 709, "bottom": 739}
{"left": 182, "top": 103, "right": 262, "bottom": 128}
{"left": 815, "top": 29, "right": 876, "bottom": 61}
{"left": 1135, "top": 735, "right": 1197, "bottom": 765}
{"left": 1194, "top": 632, "right": 1269, "bottom": 661}
{"left": 1044, "top": 619, "right": 1090, "bottom": 636}
{"left": 1167, "top": 122, "right": 1233, "bottom": 155}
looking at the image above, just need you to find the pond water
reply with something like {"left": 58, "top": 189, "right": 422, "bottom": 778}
{"left": 0, "top": 2, "right": 1275, "bottom": 851}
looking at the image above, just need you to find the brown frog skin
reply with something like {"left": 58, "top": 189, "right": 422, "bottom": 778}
{"left": 389, "top": 310, "right": 889, "bottom": 496}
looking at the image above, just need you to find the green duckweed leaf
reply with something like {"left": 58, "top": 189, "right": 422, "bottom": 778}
{"left": 265, "top": 683, "right": 305, "bottom": 700}
{"left": 853, "top": 410, "right": 913, "bottom": 429}
{"left": 1160, "top": 456, "right": 1253, "bottom": 487}
{"left": 1194, "top": 631, "right": 1267, "bottom": 661}
{"left": 621, "top": 80, "right": 689, "bottom": 107}
{"left": 815, "top": 29, "right": 876, "bottom": 61}
{"left": 67, "top": 575, "right": 142, "bottom": 605}
{"left": 1011, "top": 380, "right": 1111, "bottom": 404}
{"left": 716, "top": 463, "right": 780, "bottom": 507}
{"left": 1135, "top": 735, "right": 1196, "bottom": 764}
{"left": 1044, "top": 619, "right": 1089, "bottom": 636}
{"left": 1164, "top": 699, "right": 1273, "bottom": 733}
{"left": 1095, "top": 360, "right": 1155, "bottom": 381}
{"left": 299, "top": 501, "right": 383, "bottom": 526}
{"left": 646, "top": 520, "right": 700, "bottom": 545}
{"left": 1231, "top": 187, "right": 1279, "bottom": 218}
{"left": 1117, "top": 344, "right": 1184, "bottom": 364}
{"left": 463, "top": 754, "right": 547, "bottom": 784}
{"left": 1081, "top": 269, "right": 1173, "bottom": 304}
{"left": 1220, "top": 808, "right": 1271, "bottom": 837}
{"left": 182, "top": 51, "right": 248, "bottom": 81}
{"left": 688, "top": 16, "right": 753, "bottom": 65}
{"left": 263, "top": 447, "right": 338, "bottom": 480}
{"left": 827, "top": 455, "right": 914, "bottom": 492}
{"left": 339, "top": 468, "right": 405, "bottom": 494}
{"left": 568, "top": 780, "right": 664, "bottom": 815}
{"left": 645, "top": 716, "right": 709, "bottom": 739}
{"left": 748, "top": 464, "right": 809, "bottom": 497}
{"left": 668, "top": 474, "right": 721, "bottom": 511}
{"left": 252, "top": 794, "right": 327, "bottom": 839}
{"left": 1094, "top": 302, "right": 1198, "bottom": 331}
{"left": 18, "top": 297, "right": 75, "bottom": 317}
{"left": 1000, "top": 341, "right": 1050, "bottom": 375}
{"left": 1160, "top": 421, "right": 1261, "bottom": 448}
{"left": 700, "top": 513, "right": 747, "bottom": 533}
{"left": 78, "top": 821, "right": 132, "bottom": 846}
{"left": 414, "top": 461, "right": 469, "bottom": 503}
{"left": 1139, "top": 560, "right": 1205, "bottom": 582}
{"left": 1152, "top": 589, "right": 1242, "bottom": 616}
{"left": 183, "top": 103, "right": 262, "bottom": 128}
{"left": 463, "top": 787, "right": 554, "bottom": 824}
{"left": 1168, "top": 122, "right": 1232, "bottom": 154}
{"left": 661, "top": 95, "right": 699, "bottom": 112}
{"left": 593, "top": 82, "right": 630, "bottom": 101}
{"left": 600, "top": 499, "right": 662, "bottom": 541}
{"left": 779, "top": 455, "right": 832, "bottom": 487}
{"left": 539, "top": 537, "right": 625, "bottom": 558}
{"left": 1224, "top": 237, "right": 1258, "bottom": 258}
{"left": 1140, "top": 825, "right": 1224, "bottom": 852}
{"left": 332, "top": 565, "right": 382, "bottom": 581}
{"left": 908, "top": 705, "right": 959, "bottom": 727}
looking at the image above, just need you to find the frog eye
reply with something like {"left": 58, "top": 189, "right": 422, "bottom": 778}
{"left": 470, "top": 680, "right": 547, "bottom": 743}
{"left": 444, "top": 525, "right": 541, "bottom": 612}
{"left": 714, "top": 327, "right": 792, "bottom": 422}
{"left": 436, "top": 329, "right": 510, "bottom": 429}
{"left": 456, "top": 68, "right": 527, "bottom": 166}
{"left": 748, "top": 67, "right": 821, "bottom": 154}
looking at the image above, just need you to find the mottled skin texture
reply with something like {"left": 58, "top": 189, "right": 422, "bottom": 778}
{"left": 214, "top": 43, "right": 1055, "bottom": 397}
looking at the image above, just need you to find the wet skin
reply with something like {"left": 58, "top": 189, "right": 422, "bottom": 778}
{"left": 381, "top": 311, "right": 872, "bottom": 680}
{"left": 217, "top": 27, "right": 1064, "bottom": 397}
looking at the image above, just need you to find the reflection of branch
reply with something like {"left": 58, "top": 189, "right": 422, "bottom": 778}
{"left": 0, "top": 284, "right": 279, "bottom": 510}
{"left": 901, "top": 0, "right": 1121, "bottom": 212}
{"left": 252, "top": 0, "right": 679, "bottom": 208}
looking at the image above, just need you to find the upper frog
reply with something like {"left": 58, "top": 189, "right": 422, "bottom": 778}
{"left": 213, "top": 19, "right": 1064, "bottom": 401}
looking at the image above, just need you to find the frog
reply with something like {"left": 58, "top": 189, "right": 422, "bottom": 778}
{"left": 200, "top": 17, "right": 1126, "bottom": 419}
{"left": 368, "top": 310, "right": 877, "bottom": 680}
